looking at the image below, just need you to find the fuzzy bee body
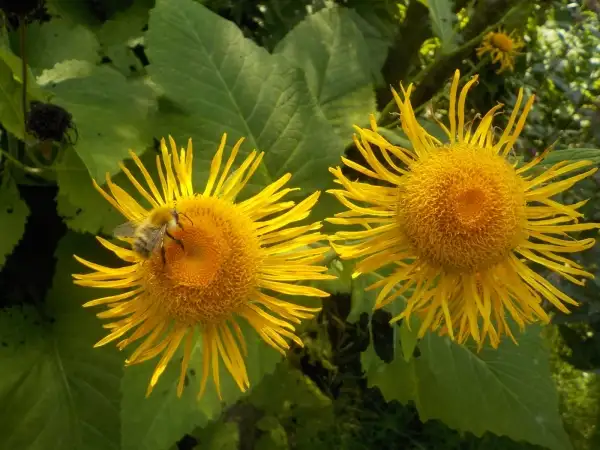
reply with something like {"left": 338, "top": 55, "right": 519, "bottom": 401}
{"left": 113, "top": 207, "right": 185, "bottom": 261}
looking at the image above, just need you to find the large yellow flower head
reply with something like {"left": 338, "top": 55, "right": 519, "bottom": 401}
{"left": 328, "top": 70, "right": 599, "bottom": 349}
{"left": 476, "top": 28, "right": 524, "bottom": 73}
{"left": 74, "top": 134, "right": 333, "bottom": 399}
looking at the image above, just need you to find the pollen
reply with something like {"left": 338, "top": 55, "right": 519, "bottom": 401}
{"left": 398, "top": 143, "right": 527, "bottom": 272}
{"left": 143, "top": 196, "right": 262, "bottom": 325}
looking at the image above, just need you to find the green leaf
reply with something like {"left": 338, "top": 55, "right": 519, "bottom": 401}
{"left": 146, "top": 0, "right": 344, "bottom": 194}
{"left": 55, "top": 149, "right": 122, "bottom": 234}
{"left": 49, "top": 65, "right": 156, "bottom": 180}
{"left": 275, "top": 7, "right": 384, "bottom": 138}
{"left": 364, "top": 327, "right": 573, "bottom": 450}
{"left": 361, "top": 340, "right": 416, "bottom": 404}
{"left": 255, "top": 417, "right": 289, "bottom": 450}
{"left": 376, "top": 127, "right": 412, "bottom": 148}
{"left": 249, "top": 363, "right": 331, "bottom": 415}
{"left": 422, "top": 0, "right": 458, "bottom": 54}
{"left": 120, "top": 320, "right": 281, "bottom": 450}
{"left": 0, "top": 58, "right": 25, "bottom": 139}
{"left": 399, "top": 316, "right": 420, "bottom": 362}
{"left": 37, "top": 60, "right": 95, "bottom": 86}
{"left": 0, "top": 47, "right": 46, "bottom": 103}
{"left": 538, "top": 148, "right": 600, "bottom": 167}
{"left": 97, "top": 0, "right": 154, "bottom": 47}
{"left": 0, "top": 176, "right": 29, "bottom": 268}
{"left": 0, "top": 233, "right": 123, "bottom": 450}
{"left": 25, "top": 18, "right": 100, "bottom": 73}
{"left": 347, "top": 271, "right": 379, "bottom": 324}
{"left": 196, "top": 421, "right": 240, "bottom": 450}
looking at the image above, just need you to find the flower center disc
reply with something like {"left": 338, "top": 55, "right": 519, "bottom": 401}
{"left": 142, "top": 196, "right": 262, "bottom": 324}
{"left": 397, "top": 144, "right": 527, "bottom": 273}
{"left": 491, "top": 33, "right": 513, "bottom": 52}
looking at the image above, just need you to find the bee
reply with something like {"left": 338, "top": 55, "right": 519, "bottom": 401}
{"left": 113, "top": 206, "right": 192, "bottom": 263}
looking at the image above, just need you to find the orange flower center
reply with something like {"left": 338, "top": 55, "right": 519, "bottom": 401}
{"left": 491, "top": 33, "right": 513, "bottom": 52}
{"left": 142, "top": 196, "right": 262, "bottom": 325}
{"left": 396, "top": 144, "right": 527, "bottom": 273}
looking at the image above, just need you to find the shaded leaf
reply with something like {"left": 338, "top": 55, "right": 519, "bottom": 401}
{"left": 97, "top": 0, "right": 154, "bottom": 47}
{"left": 0, "top": 176, "right": 28, "bottom": 269}
{"left": 49, "top": 65, "right": 156, "bottom": 180}
{"left": 539, "top": 148, "right": 600, "bottom": 167}
{"left": 0, "top": 58, "right": 25, "bottom": 139}
{"left": 120, "top": 320, "right": 281, "bottom": 450}
{"left": 25, "top": 19, "right": 100, "bottom": 73}
{"left": 347, "top": 271, "right": 379, "bottom": 324}
{"left": 422, "top": 0, "right": 458, "bottom": 54}
{"left": 0, "top": 47, "right": 46, "bottom": 102}
{"left": 55, "top": 150, "right": 122, "bottom": 234}
{"left": 146, "top": 0, "right": 344, "bottom": 195}
{"left": 364, "top": 327, "right": 573, "bottom": 450}
{"left": 0, "top": 233, "right": 123, "bottom": 450}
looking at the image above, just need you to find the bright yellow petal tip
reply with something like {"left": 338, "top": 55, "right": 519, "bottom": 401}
{"left": 328, "top": 70, "right": 600, "bottom": 349}
{"left": 74, "top": 134, "right": 332, "bottom": 399}
{"left": 476, "top": 28, "right": 525, "bottom": 74}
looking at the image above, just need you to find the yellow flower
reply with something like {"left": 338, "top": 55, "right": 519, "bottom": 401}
{"left": 476, "top": 29, "right": 524, "bottom": 73}
{"left": 73, "top": 134, "right": 333, "bottom": 399}
{"left": 328, "top": 70, "right": 599, "bottom": 349}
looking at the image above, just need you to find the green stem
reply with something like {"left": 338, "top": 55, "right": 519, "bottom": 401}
{"left": 377, "top": 4, "right": 521, "bottom": 126}
{"left": 20, "top": 23, "right": 27, "bottom": 137}
{"left": 0, "top": 148, "right": 42, "bottom": 174}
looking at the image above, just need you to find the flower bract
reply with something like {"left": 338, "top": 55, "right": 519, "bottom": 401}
{"left": 328, "top": 70, "right": 599, "bottom": 349}
{"left": 74, "top": 134, "right": 333, "bottom": 398}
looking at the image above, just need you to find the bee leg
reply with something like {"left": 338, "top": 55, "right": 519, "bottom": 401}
{"left": 161, "top": 242, "right": 167, "bottom": 265}
{"left": 166, "top": 230, "right": 185, "bottom": 250}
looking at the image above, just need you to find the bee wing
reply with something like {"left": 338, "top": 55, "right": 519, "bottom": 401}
{"left": 113, "top": 221, "right": 139, "bottom": 238}
{"left": 144, "top": 224, "right": 169, "bottom": 254}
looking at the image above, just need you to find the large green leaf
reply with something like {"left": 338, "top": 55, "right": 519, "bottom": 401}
{"left": 0, "top": 233, "right": 123, "bottom": 450}
{"left": 120, "top": 320, "right": 281, "bottom": 450}
{"left": 25, "top": 18, "right": 100, "bottom": 73}
{"left": 49, "top": 65, "right": 156, "bottom": 180}
{"left": 0, "top": 176, "right": 29, "bottom": 269}
{"left": 55, "top": 149, "right": 122, "bottom": 234}
{"left": 421, "top": 0, "right": 458, "bottom": 54}
{"left": 363, "top": 327, "right": 573, "bottom": 450}
{"left": 274, "top": 7, "right": 384, "bottom": 138}
{"left": 145, "top": 0, "right": 344, "bottom": 195}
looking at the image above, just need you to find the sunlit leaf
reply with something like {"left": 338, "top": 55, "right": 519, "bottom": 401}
{"left": 49, "top": 65, "right": 156, "bottom": 180}
{"left": 145, "top": 0, "right": 344, "bottom": 195}
{"left": 0, "top": 233, "right": 123, "bottom": 450}
{"left": 0, "top": 176, "right": 29, "bottom": 269}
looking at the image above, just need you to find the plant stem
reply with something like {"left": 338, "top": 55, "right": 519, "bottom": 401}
{"left": 20, "top": 23, "right": 27, "bottom": 137}
{"left": 377, "top": 4, "right": 522, "bottom": 127}
{"left": 0, "top": 148, "right": 42, "bottom": 174}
